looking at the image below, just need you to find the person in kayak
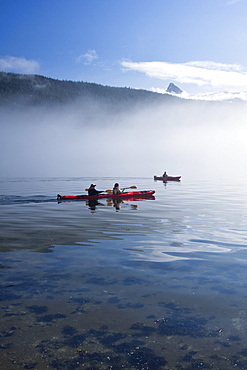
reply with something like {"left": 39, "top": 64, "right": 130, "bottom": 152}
{"left": 113, "top": 183, "right": 123, "bottom": 194}
{"left": 88, "top": 184, "right": 103, "bottom": 196}
{"left": 162, "top": 171, "right": 168, "bottom": 177}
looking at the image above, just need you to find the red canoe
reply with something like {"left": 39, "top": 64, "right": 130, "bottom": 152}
{"left": 154, "top": 175, "right": 181, "bottom": 182}
{"left": 57, "top": 190, "right": 155, "bottom": 201}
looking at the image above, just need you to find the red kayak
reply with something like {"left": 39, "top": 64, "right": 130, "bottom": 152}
{"left": 57, "top": 190, "right": 155, "bottom": 201}
{"left": 154, "top": 175, "right": 181, "bottom": 181}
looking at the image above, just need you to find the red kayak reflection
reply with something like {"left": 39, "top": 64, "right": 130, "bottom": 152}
{"left": 85, "top": 195, "right": 155, "bottom": 212}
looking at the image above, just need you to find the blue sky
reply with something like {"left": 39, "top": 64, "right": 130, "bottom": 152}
{"left": 1, "top": 0, "right": 247, "bottom": 96}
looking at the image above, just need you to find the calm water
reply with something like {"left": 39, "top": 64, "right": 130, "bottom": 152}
{"left": 1, "top": 176, "right": 247, "bottom": 369}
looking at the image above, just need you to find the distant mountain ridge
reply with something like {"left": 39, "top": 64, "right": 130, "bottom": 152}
{"left": 1, "top": 72, "right": 244, "bottom": 110}
{"left": 166, "top": 83, "right": 183, "bottom": 94}
{"left": 0, "top": 72, "right": 181, "bottom": 110}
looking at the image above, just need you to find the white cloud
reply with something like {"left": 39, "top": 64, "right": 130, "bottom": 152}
{"left": 76, "top": 50, "right": 98, "bottom": 65}
{"left": 191, "top": 90, "right": 247, "bottom": 101}
{"left": 151, "top": 85, "right": 247, "bottom": 102}
{"left": 121, "top": 60, "right": 247, "bottom": 89}
{"left": 0, "top": 56, "right": 40, "bottom": 74}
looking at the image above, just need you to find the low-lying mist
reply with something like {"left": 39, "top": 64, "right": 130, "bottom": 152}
{"left": 1, "top": 98, "right": 247, "bottom": 181}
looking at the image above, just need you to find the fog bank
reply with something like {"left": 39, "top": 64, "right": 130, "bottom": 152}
{"left": 1, "top": 99, "right": 247, "bottom": 181}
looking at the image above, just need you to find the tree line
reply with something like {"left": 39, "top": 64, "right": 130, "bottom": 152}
{"left": 0, "top": 71, "right": 178, "bottom": 110}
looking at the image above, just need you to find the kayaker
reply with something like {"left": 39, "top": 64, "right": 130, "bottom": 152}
{"left": 162, "top": 171, "right": 168, "bottom": 177}
{"left": 88, "top": 184, "right": 103, "bottom": 196}
{"left": 113, "top": 183, "right": 122, "bottom": 194}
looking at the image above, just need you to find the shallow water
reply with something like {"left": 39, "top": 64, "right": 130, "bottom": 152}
{"left": 1, "top": 176, "right": 247, "bottom": 369}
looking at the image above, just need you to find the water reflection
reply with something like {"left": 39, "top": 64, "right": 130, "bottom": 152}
{"left": 1, "top": 177, "right": 247, "bottom": 368}
{"left": 86, "top": 199, "right": 104, "bottom": 212}
{"left": 106, "top": 199, "right": 137, "bottom": 211}
{"left": 85, "top": 197, "right": 155, "bottom": 212}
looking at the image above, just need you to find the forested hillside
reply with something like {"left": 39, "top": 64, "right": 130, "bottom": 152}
{"left": 0, "top": 72, "right": 180, "bottom": 110}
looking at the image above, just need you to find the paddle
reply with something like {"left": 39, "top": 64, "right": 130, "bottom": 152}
{"left": 105, "top": 186, "right": 137, "bottom": 194}
{"left": 84, "top": 188, "right": 109, "bottom": 192}
{"left": 85, "top": 186, "right": 137, "bottom": 194}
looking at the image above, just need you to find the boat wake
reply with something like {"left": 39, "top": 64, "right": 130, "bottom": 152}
{"left": 0, "top": 195, "right": 57, "bottom": 205}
